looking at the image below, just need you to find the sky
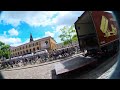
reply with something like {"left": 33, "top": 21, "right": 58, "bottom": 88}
{"left": 0, "top": 11, "right": 84, "bottom": 47}
{"left": 0, "top": 11, "right": 112, "bottom": 47}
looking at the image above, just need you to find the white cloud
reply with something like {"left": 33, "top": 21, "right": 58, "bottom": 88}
{"left": 54, "top": 25, "right": 65, "bottom": 33}
{"left": 3, "top": 31, "right": 7, "bottom": 36}
{"left": 51, "top": 11, "right": 84, "bottom": 26}
{"left": 54, "top": 35, "right": 62, "bottom": 44}
{"left": 50, "top": 11, "right": 84, "bottom": 44}
{"left": 0, "top": 11, "right": 83, "bottom": 45}
{"left": 11, "top": 39, "right": 30, "bottom": 47}
{"left": 0, "top": 11, "right": 83, "bottom": 27}
{"left": 0, "top": 36, "right": 21, "bottom": 45}
{"left": 0, "top": 11, "right": 58, "bottom": 27}
{"left": 45, "top": 31, "right": 54, "bottom": 37}
{"left": 8, "top": 28, "right": 19, "bottom": 36}
{"left": 50, "top": 25, "right": 65, "bottom": 43}
{"left": 0, "top": 29, "right": 21, "bottom": 46}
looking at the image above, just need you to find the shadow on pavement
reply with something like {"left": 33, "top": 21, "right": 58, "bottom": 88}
{"left": 51, "top": 53, "right": 118, "bottom": 79}
{"left": 51, "top": 69, "right": 57, "bottom": 79}
{"left": 0, "top": 71, "right": 4, "bottom": 79}
{"left": 51, "top": 63, "right": 96, "bottom": 79}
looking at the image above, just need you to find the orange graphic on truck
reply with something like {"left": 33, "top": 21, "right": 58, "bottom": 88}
{"left": 100, "top": 15, "right": 117, "bottom": 38}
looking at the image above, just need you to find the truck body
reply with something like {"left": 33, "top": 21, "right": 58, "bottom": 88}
{"left": 75, "top": 11, "right": 119, "bottom": 57}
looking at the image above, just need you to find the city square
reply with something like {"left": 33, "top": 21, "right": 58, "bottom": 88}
{"left": 0, "top": 11, "right": 119, "bottom": 79}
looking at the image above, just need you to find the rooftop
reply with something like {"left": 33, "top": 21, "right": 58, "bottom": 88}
{"left": 10, "top": 36, "right": 56, "bottom": 48}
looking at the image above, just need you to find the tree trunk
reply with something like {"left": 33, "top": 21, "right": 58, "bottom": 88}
{"left": 71, "top": 40, "right": 72, "bottom": 45}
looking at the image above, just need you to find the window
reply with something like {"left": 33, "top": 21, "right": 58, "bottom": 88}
{"left": 21, "top": 51, "right": 22, "bottom": 54}
{"left": 20, "top": 47, "right": 21, "bottom": 50}
{"left": 26, "top": 45, "right": 27, "bottom": 48}
{"left": 23, "top": 51, "right": 25, "bottom": 54}
{"left": 36, "top": 42, "right": 38, "bottom": 45}
{"left": 33, "top": 48, "right": 35, "bottom": 51}
{"left": 15, "top": 49, "right": 16, "bottom": 51}
{"left": 78, "top": 26, "right": 80, "bottom": 30}
{"left": 30, "top": 49, "right": 31, "bottom": 52}
{"left": 23, "top": 46, "right": 24, "bottom": 49}
{"left": 33, "top": 43, "right": 34, "bottom": 46}
{"left": 45, "top": 41, "right": 48, "bottom": 45}
{"left": 37, "top": 47, "right": 39, "bottom": 50}
{"left": 18, "top": 52, "right": 19, "bottom": 55}
{"left": 29, "top": 44, "right": 31, "bottom": 47}
{"left": 26, "top": 50, "right": 28, "bottom": 53}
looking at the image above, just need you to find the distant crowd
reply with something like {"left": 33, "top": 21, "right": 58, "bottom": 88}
{"left": 0, "top": 45, "right": 80, "bottom": 70}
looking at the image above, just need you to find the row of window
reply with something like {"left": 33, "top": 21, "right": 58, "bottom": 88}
{"left": 12, "top": 42, "right": 39, "bottom": 52}
{"left": 12, "top": 47, "right": 39, "bottom": 56}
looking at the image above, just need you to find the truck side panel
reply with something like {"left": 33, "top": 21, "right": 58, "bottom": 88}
{"left": 91, "top": 11, "right": 119, "bottom": 46}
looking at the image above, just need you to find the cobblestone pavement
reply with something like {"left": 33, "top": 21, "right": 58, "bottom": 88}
{"left": 0, "top": 53, "right": 118, "bottom": 79}
{"left": 0, "top": 54, "right": 81, "bottom": 79}
{"left": 1, "top": 62, "right": 54, "bottom": 79}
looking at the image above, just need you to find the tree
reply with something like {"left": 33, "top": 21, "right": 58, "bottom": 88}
{"left": 63, "top": 40, "right": 70, "bottom": 45}
{"left": 0, "top": 41, "right": 11, "bottom": 59}
{"left": 0, "top": 41, "right": 5, "bottom": 58}
{"left": 72, "top": 34, "right": 78, "bottom": 42}
{"left": 59, "top": 25, "right": 78, "bottom": 45}
{"left": 0, "top": 41, "right": 5, "bottom": 46}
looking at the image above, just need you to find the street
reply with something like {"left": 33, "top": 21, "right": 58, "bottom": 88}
{"left": 1, "top": 61, "right": 54, "bottom": 79}
{"left": 0, "top": 54, "right": 81, "bottom": 79}
{"left": 0, "top": 52, "right": 119, "bottom": 79}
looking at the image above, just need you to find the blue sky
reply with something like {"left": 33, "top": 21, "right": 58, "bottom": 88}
{"left": 0, "top": 11, "right": 84, "bottom": 47}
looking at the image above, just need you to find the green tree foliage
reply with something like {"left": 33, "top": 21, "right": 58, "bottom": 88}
{"left": 0, "top": 41, "right": 11, "bottom": 59}
{"left": 63, "top": 40, "right": 70, "bottom": 45}
{"left": 72, "top": 34, "right": 78, "bottom": 42}
{"left": 0, "top": 41, "right": 5, "bottom": 47}
{"left": 59, "top": 25, "right": 78, "bottom": 45}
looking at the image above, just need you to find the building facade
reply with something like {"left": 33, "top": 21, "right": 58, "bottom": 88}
{"left": 10, "top": 35, "right": 57, "bottom": 58}
{"left": 57, "top": 41, "right": 79, "bottom": 49}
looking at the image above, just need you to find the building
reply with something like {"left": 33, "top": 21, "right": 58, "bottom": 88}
{"left": 56, "top": 43, "right": 64, "bottom": 49}
{"left": 10, "top": 34, "right": 57, "bottom": 57}
{"left": 57, "top": 41, "right": 79, "bottom": 49}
